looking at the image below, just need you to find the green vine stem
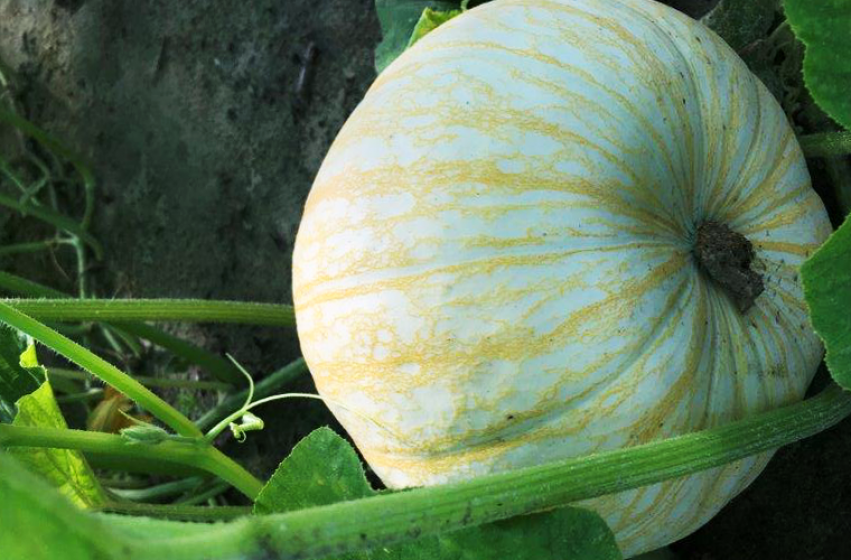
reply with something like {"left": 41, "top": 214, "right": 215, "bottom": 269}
{"left": 118, "top": 322, "right": 242, "bottom": 386}
{"left": 0, "top": 192, "right": 103, "bottom": 258}
{"left": 0, "top": 300, "right": 202, "bottom": 438}
{"left": 799, "top": 130, "right": 851, "bottom": 158}
{"left": 0, "top": 270, "right": 57, "bottom": 296}
{"left": 132, "top": 383, "right": 851, "bottom": 559}
{"left": 0, "top": 424, "right": 263, "bottom": 499}
{"left": 4, "top": 298, "right": 296, "bottom": 327}
{"left": 0, "top": 240, "right": 56, "bottom": 257}
{"left": 109, "top": 476, "right": 206, "bottom": 502}
{"left": 824, "top": 158, "right": 851, "bottom": 217}
{"left": 55, "top": 389, "right": 104, "bottom": 404}
{"left": 50, "top": 368, "right": 233, "bottom": 392}
{"left": 175, "top": 480, "right": 231, "bottom": 506}
{"left": 0, "top": 271, "right": 244, "bottom": 386}
{"left": 86, "top": 453, "right": 208, "bottom": 478}
{"left": 97, "top": 502, "right": 252, "bottom": 522}
{"left": 0, "top": 107, "right": 96, "bottom": 229}
{"left": 195, "top": 358, "right": 308, "bottom": 431}
{"left": 99, "top": 477, "right": 153, "bottom": 490}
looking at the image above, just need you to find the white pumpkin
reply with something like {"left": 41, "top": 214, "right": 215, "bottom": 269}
{"left": 292, "top": 0, "right": 832, "bottom": 556}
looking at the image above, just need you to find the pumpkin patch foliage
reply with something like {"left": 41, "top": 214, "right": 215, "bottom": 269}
{"left": 0, "top": 0, "right": 850, "bottom": 559}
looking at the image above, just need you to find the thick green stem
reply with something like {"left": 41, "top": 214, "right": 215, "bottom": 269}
{"left": 0, "top": 424, "right": 263, "bottom": 499}
{"left": 4, "top": 298, "right": 296, "bottom": 327}
{"left": 799, "top": 130, "right": 851, "bottom": 158}
{"left": 86, "top": 453, "right": 208, "bottom": 477}
{"left": 133, "top": 384, "right": 851, "bottom": 560}
{"left": 0, "top": 300, "right": 202, "bottom": 438}
{"left": 0, "top": 271, "right": 244, "bottom": 386}
{"left": 97, "top": 502, "right": 251, "bottom": 522}
{"left": 50, "top": 368, "right": 232, "bottom": 392}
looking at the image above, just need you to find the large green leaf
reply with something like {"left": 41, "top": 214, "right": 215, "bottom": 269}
{"left": 429, "top": 508, "right": 622, "bottom": 560}
{"left": 700, "top": 0, "right": 806, "bottom": 109}
{"left": 0, "top": 452, "right": 118, "bottom": 560}
{"left": 802, "top": 214, "right": 851, "bottom": 389}
{"left": 702, "top": 0, "right": 780, "bottom": 52}
{"left": 10, "top": 380, "right": 107, "bottom": 508}
{"left": 374, "top": 0, "right": 458, "bottom": 73}
{"left": 0, "top": 328, "right": 44, "bottom": 422}
{"left": 254, "top": 426, "right": 374, "bottom": 515}
{"left": 253, "top": 427, "right": 621, "bottom": 560}
{"left": 0, "top": 451, "right": 246, "bottom": 560}
{"left": 785, "top": 0, "right": 851, "bottom": 129}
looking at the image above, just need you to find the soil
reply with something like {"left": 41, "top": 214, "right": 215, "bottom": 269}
{"left": 1, "top": 1, "right": 849, "bottom": 559}
{"left": 0, "top": 0, "right": 380, "bottom": 476}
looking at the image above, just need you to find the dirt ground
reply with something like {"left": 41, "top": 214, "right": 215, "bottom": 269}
{"left": 1, "top": 1, "right": 849, "bottom": 558}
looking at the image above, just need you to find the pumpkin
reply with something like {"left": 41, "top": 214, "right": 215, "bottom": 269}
{"left": 291, "top": 0, "right": 832, "bottom": 556}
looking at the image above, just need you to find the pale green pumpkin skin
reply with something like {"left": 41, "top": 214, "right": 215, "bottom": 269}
{"left": 292, "top": 0, "right": 831, "bottom": 556}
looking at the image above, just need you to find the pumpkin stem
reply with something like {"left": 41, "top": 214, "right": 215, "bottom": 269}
{"left": 694, "top": 221, "right": 764, "bottom": 313}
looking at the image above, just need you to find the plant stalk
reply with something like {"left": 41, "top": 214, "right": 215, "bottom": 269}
{"left": 50, "top": 368, "right": 232, "bottom": 392}
{"left": 97, "top": 502, "right": 251, "bottom": 522}
{"left": 0, "top": 300, "right": 202, "bottom": 438}
{"left": 195, "top": 358, "right": 308, "bottom": 431}
{"left": 0, "top": 106, "right": 96, "bottom": 229}
{"left": 109, "top": 476, "right": 206, "bottom": 502}
{"left": 0, "top": 240, "right": 55, "bottom": 257}
{"left": 0, "top": 271, "right": 244, "bottom": 386}
{"left": 3, "top": 298, "right": 296, "bottom": 327}
{"left": 0, "top": 192, "right": 103, "bottom": 258}
{"left": 0, "top": 424, "right": 263, "bottom": 499}
{"left": 133, "top": 383, "right": 851, "bottom": 559}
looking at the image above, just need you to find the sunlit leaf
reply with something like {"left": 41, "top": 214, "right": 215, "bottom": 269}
{"left": 408, "top": 8, "right": 462, "bottom": 48}
{"left": 0, "top": 328, "right": 43, "bottom": 422}
{"left": 374, "top": 0, "right": 457, "bottom": 73}
{"left": 0, "top": 452, "right": 117, "bottom": 560}
{"left": 10, "top": 380, "right": 106, "bottom": 508}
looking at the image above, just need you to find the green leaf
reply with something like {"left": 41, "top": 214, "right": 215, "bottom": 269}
{"left": 785, "top": 0, "right": 851, "bottom": 129}
{"left": 408, "top": 8, "right": 462, "bottom": 48}
{"left": 700, "top": 0, "right": 800, "bottom": 107}
{"left": 254, "top": 426, "right": 374, "bottom": 515}
{"left": 701, "top": 0, "right": 780, "bottom": 52}
{"left": 803, "top": 214, "right": 851, "bottom": 389}
{"left": 10, "top": 381, "right": 107, "bottom": 508}
{"left": 254, "top": 427, "right": 621, "bottom": 560}
{"left": 1, "top": 438, "right": 622, "bottom": 560}
{"left": 429, "top": 508, "right": 622, "bottom": 560}
{"left": 374, "top": 0, "right": 458, "bottom": 73}
{"left": 0, "top": 450, "right": 248, "bottom": 560}
{"left": 0, "top": 452, "right": 118, "bottom": 560}
{"left": 0, "top": 328, "right": 44, "bottom": 421}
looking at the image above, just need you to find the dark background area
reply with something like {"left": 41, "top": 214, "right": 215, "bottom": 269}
{"left": 0, "top": 1, "right": 848, "bottom": 558}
